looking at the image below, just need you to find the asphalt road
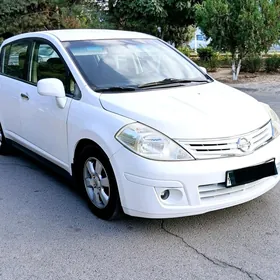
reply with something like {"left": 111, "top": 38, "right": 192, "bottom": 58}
{"left": 1, "top": 82, "right": 280, "bottom": 280}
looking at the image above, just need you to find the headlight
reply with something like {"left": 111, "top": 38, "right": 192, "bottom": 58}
{"left": 260, "top": 102, "right": 280, "bottom": 138}
{"left": 115, "top": 123, "right": 194, "bottom": 161}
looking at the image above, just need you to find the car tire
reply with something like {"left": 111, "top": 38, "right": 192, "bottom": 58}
{"left": 75, "top": 145, "right": 122, "bottom": 220}
{"left": 0, "top": 124, "right": 11, "bottom": 155}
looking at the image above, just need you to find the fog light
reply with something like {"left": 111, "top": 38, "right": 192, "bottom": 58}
{"left": 161, "top": 190, "right": 170, "bottom": 200}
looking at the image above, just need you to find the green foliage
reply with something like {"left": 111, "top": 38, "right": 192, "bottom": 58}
{"left": 0, "top": 0, "right": 94, "bottom": 35}
{"left": 265, "top": 55, "right": 280, "bottom": 72}
{"left": 241, "top": 56, "right": 262, "bottom": 73}
{"left": 0, "top": 0, "right": 58, "bottom": 34}
{"left": 0, "top": 0, "right": 199, "bottom": 44}
{"left": 193, "top": 52, "right": 232, "bottom": 68}
{"left": 195, "top": 0, "right": 280, "bottom": 79}
{"left": 197, "top": 47, "right": 215, "bottom": 61}
{"left": 196, "top": 0, "right": 280, "bottom": 57}
{"left": 198, "top": 54, "right": 219, "bottom": 72}
{"left": 217, "top": 54, "right": 231, "bottom": 68}
{"left": 178, "top": 46, "right": 191, "bottom": 57}
{"left": 106, "top": 0, "right": 202, "bottom": 46}
{"left": 164, "top": 25, "right": 196, "bottom": 47}
{"left": 196, "top": 47, "right": 219, "bottom": 71}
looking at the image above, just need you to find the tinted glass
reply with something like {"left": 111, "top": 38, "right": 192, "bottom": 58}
{"left": 2, "top": 41, "right": 29, "bottom": 80}
{"left": 0, "top": 44, "right": 10, "bottom": 73}
{"left": 30, "top": 43, "right": 67, "bottom": 87}
{"left": 63, "top": 39, "right": 207, "bottom": 89}
{"left": 38, "top": 45, "right": 57, "bottom": 58}
{"left": 30, "top": 42, "right": 77, "bottom": 95}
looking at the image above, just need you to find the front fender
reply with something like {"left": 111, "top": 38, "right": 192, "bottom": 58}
{"left": 67, "top": 99, "right": 134, "bottom": 170}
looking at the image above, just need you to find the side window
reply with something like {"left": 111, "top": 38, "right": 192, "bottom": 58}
{"left": 30, "top": 43, "right": 67, "bottom": 87}
{"left": 69, "top": 72, "right": 76, "bottom": 95}
{"left": 30, "top": 41, "right": 79, "bottom": 97}
{"left": 1, "top": 41, "right": 29, "bottom": 80}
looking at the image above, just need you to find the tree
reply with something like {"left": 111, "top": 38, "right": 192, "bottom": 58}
{"left": 196, "top": 0, "right": 280, "bottom": 80}
{"left": 105, "top": 0, "right": 201, "bottom": 46}
{"left": 56, "top": 0, "right": 100, "bottom": 28}
{"left": 0, "top": 0, "right": 91, "bottom": 36}
{"left": 0, "top": 0, "right": 60, "bottom": 34}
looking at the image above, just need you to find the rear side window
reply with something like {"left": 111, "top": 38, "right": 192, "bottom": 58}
{"left": 1, "top": 41, "right": 29, "bottom": 81}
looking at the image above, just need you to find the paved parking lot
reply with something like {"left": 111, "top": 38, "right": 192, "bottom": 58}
{"left": 1, "top": 82, "right": 280, "bottom": 280}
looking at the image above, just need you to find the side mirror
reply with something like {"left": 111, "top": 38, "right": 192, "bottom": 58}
{"left": 199, "top": 66, "right": 207, "bottom": 74}
{"left": 37, "top": 78, "right": 67, "bottom": 109}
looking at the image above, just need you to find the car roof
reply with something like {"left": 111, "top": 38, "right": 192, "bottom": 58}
{"left": 49, "top": 29, "right": 154, "bottom": 41}
{"left": 3, "top": 29, "right": 155, "bottom": 43}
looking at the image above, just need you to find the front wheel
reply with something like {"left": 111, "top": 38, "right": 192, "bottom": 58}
{"left": 75, "top": 145, "right": 122, "bottom": 220}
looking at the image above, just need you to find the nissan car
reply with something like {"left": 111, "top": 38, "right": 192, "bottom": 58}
{"left": 0, "top": 29, "right": 279, "bottom": 220}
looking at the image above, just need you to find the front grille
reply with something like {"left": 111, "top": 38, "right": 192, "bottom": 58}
{"left": 198, "top": 180, "right": 264, "bottom": 203}
{"left": 177, "top": 121, "right": 273, "bottom": 159}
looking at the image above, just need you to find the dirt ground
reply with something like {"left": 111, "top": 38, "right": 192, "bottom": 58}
{"left": 210, "top": 68, "right": 280, "bottom": 84}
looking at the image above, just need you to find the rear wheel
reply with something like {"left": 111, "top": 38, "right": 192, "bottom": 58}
{"left": 0, "top": 124, "right": 11, "bottom": 155}
{"left": 75, "top": 145, "right": 122, "bottom": 220}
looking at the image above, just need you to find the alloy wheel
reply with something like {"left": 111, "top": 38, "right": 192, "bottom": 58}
{"left": 83, "top": 157, "right": 110, "bottom": 209}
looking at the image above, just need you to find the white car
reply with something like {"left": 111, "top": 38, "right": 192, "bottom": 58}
{"left": 0, "top": 29, "right": 280, "bottom": 220}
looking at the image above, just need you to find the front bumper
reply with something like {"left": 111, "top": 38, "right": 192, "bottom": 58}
{"left": 110, "top": 136, "right": 280, "bottom": 219}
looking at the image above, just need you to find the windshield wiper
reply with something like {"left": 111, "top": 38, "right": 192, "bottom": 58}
{"left": 95, "top": 86, "right": 137, "bottom": 93}
{"left": 138, "top": 78, "right": 209, "bottom": 89}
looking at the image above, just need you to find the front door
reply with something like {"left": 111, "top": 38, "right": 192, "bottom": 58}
{"left": 20, "top": 40, "right": 74, "bottom": 170}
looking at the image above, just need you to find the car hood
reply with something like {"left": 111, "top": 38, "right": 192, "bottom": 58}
{"left": 99, "top": 81, "right": 270, "bottom": 139}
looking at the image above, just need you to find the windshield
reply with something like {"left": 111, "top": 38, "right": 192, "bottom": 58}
{"left": 63, "top": 39, "right": 209, "bottom": 90}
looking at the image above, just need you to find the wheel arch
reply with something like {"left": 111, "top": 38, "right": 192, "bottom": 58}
{"left": 72, "top": 137, "right": 123, "bottom": 219}
{"left": 72, "top": 138, "right": 108, "bottom": 166}
{"left": 74, "top": 138, "right": 105, "bottom": 160}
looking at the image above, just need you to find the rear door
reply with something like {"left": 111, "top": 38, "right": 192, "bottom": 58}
{"left": 0, "top": 40, "right": 31, "bottom": 139}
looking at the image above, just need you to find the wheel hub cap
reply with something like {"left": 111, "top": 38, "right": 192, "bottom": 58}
{"left": 83, "top": 158, "right": 110, "bottom": 209}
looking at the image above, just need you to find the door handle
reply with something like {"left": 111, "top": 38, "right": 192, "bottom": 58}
{"left": 20, "top": 93, "right": 29, "bottom": 100}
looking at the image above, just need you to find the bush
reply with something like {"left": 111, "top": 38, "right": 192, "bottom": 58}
{"left": 197, "top": 47, "right": 215, "bottom": 61}
{"left": 198, "top": 55, "right": 219, "bottom": 72}
{"left": 177, "top": 46, "right": 191, "bottom": 57}
{"left": 265, "top": 55, "right": 280, "bottom": 72}
{"left": 217, "top": 54, "right": 232, "bottom": 68}
{"left": 241, "top": 56, "right": 262, "bottom": 73}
